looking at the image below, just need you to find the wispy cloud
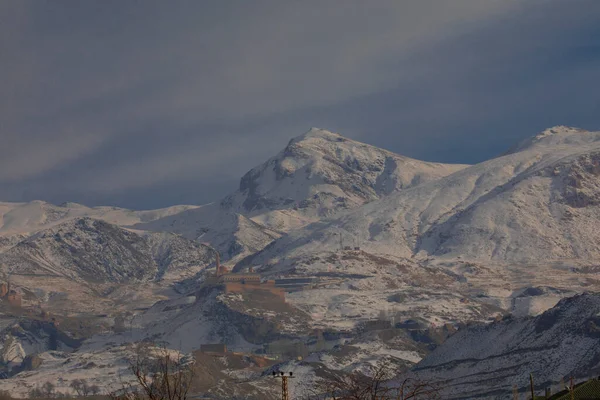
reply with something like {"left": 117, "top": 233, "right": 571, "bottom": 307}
{"left": 0, "top": 0, "right": 598, "bottom": 208}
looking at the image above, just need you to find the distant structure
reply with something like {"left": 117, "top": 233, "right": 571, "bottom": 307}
{"left": 361, "top": 319, "right": 392, "bottom": 332}
{"left": 203, "top": 247, "right": 285, "bottom": 301}
{"left": 199, "top": 343, "right": 227, "bottom": 355}
{"left": 0, "top": 281, "right": 21, "bottom": 307}
{"left": 213, "top": 251, "right": 230, "bottom": 276}
{"left": 113, "top": 314, "right": 126, "bottom": 333}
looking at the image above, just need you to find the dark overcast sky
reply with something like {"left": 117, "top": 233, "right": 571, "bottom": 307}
{"left": 1, "top": 0, "right": 599, "bottom": 209}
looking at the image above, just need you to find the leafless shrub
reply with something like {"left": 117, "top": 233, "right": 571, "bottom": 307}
{"left": 28, "top": 381, "right": 57, "bottom": 399}
{"left": 0, "top": 390, "right": 13, "bottom": 400}
{"left": 110, "top": 343, "right": 194, "bottom": 400}
{"left": 306, "top": 359, "right": 439, "bottom": 400}
{"left": 69, "top": 379, "right": 101, "bottom": 397}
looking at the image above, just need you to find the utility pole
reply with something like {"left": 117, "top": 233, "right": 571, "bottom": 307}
{"left": 570, "top": 376, "right": 574, "bottom": 400}
{"left": 272, "top": 371, "right": 293, "bottom": 400}
{"left": 530, "top": 373, "right": 534, "bottom": 400}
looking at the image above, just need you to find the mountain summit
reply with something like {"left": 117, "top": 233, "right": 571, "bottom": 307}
{"left": 507, "top": 125, "right": 599, "bottom": 154}
{"left": 133, "top": 128, "right": 468, "bottom": 260}
{"left": 220, "top": 128, "right": 468, "bottom": 231}
{"left": 240, "top": 126, "right": 600, "bottom": 268}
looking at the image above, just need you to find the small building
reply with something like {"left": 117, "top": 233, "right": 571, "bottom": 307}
{"left": 0, "top": 283, "right": 8, "bottom": 298}
{"left": 220, "top": 273, "right": 261, "bottom": 283}
{"left": 200, "top": 344, "right": 227, "bottom": 355}
{"left": 7, "top": 290, "right": 21, "bottom": 307}
{"left": 362, "top": 320, "right": 392, "bottom": 332}
{"left": 395, "top": 319, "right": 425, "bottom": 330}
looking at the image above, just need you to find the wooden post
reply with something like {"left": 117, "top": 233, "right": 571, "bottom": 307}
{"left": 570, "top": 376, "right": 574, "bottom": 400}
{"left": 530, "top": 373, "right": 535, "bottom": 400}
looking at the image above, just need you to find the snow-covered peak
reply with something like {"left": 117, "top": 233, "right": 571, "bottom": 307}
{"left": 240, "top": 127, "right": 600, "bottom": 269}
{"left": 508, "top": 125, "right": 599, "bottom": 154}
{"left": 290, "top": 127, "right": 344, "bottom": 143}
{"left": 58, "top": 201, "right": 88, "bottom": 209}
{"left": 536, "top": 125, "right": 582, "bottom": 138}
{"left": 221, "top": 128, "right": 468, "bottom": 231}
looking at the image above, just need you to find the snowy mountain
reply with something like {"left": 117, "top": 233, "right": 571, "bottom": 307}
{"left": 131, "top": 128, "right": 467, "bottom": 261}
{"left": 0, "top": 200, "right": 199, "bottom": 237}
{"left": 0, "top": 218, "right": 214, "bottom": 285}
{"left": 220, "top": 128, "right": 468, "bottom": 231}
{"left": 240, "top": 126, "right": 600, "bottom": 268}
{"left": 0, "top": 126, "right": 598, "bottom": 398}
{"left": 409, "top": 293, "right": 600, "bottom": 399}
{"left": 130, "top": 203, "right": 281, "bottom": 263}
{"left": 0, "top": 129, "right": 467, "bottom": 264}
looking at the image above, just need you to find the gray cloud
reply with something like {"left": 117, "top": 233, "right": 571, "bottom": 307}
{"left": 0, "top": 0, "right": 599, "bottom": 208}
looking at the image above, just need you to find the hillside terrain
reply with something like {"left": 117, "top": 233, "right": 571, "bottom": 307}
{"left": 240, "top": 126, "right": 600, "bottom": 268}
{"left": 409, "top": 293, "right": 600, "bottom": 399}
{"left": 0, "top": 218, "right": 215, "bottom": 314}
{"left": 221, "top": 128, "right": 468, "bottom": 230}
{"left": 131, "top": 128, "right": 467, "bottom": 261}
{"left": 0, "top": 126, "right": 598, "bottom": 398}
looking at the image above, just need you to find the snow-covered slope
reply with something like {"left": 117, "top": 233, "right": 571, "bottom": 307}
{"left": 0, "top": 129, "right": 466, "bottom": 264}
{"left": 222, "top": 128, "right": 468, "bottom": 231}
{"left": 0, "top": 218, "right": 214, "bottom": 284}
{"left": 240, "top": 126, "right": 600, "bottom": 267}
{"left": 0, "top": 201, "right": 199, "bottom": 237}
{"left": 132, "top": 128, "right": 467, "bottom": 261}
{"left": 409, "top": 293, "right": 600, "bottom": 399}
{"left": 131, "top": 203, "right": 281, "bottom": 262}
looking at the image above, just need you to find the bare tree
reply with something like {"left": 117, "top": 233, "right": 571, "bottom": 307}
{"left": 70, "top": 379, "right": 85, "bottom": 396}
{"left": 70, "top": 378, "right": 101, "bottom": 397}
{"left": 111, "top": 343, "right": 194, "bottom": 400}
{"left": 0, "top": 390, "right": 13, "bottom": 400}
{"left": 394, "top": 376, "right": 440, "bottom": 400}
{"left": 307, "top": 359, "right": 439, "bottom": 400}
{"left": 42, "top": 381, "right": 56, "bottom": 398}
{"left": 89, "top": 385, "right": 101, "bottom": 396}
{"left": 28, "top": 387, "right": 44, "bottom": 398}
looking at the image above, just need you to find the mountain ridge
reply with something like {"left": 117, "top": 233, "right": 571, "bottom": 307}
{"left": 237, "top": 126, "right": 600, "bottom": 269}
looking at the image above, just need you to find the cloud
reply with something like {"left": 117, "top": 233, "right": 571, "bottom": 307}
{"left": 1, "top": 1, "right": 520, "bottom": 121}
{"left": 0, "top": 128, "right": 106, "bottom": 182}
{"left": 0, "top": 0, "right": 599, "bottom": 208}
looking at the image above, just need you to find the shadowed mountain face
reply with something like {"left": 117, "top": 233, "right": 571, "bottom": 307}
{"left": 410, "top": 293, "right": 600, "bottom": 399}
